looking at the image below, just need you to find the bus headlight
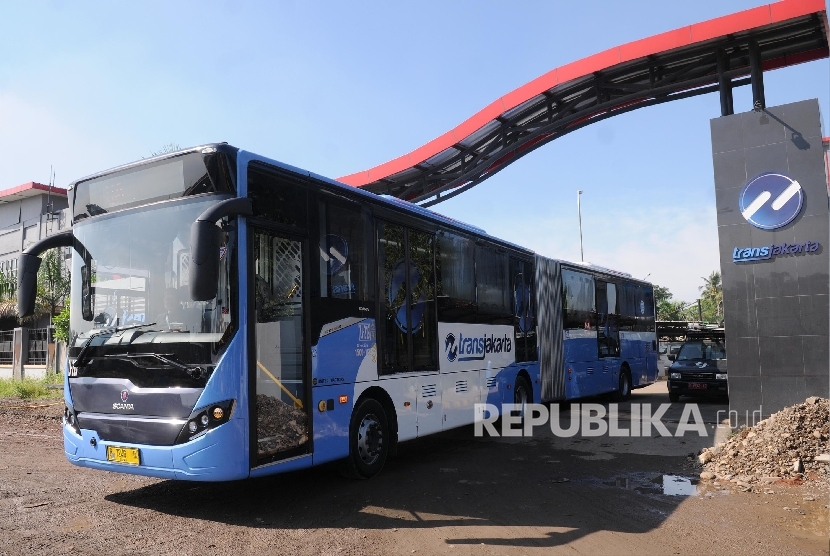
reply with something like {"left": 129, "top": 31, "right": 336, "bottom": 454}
{"left": 670, "top": 373, "right": 681, "bottom": 380}
{"left": 175, "top": 399, "right": 235, "bottom": 444}
{"left": 715, "top": 374, "right": 728, "bottom": 380}
{"left": 63, "top": 405, "right": 81, "bottom": 436}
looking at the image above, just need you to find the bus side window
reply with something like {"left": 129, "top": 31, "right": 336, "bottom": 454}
{"left": 436, "top": 232, "right": 476, "bottom": 323}
{"left": 512, "top": 258, "right": 535, "bottom": 362}
{"left": 475, "top": 246, "right": 511, "bottom": 325}
{"left": 316, "top": 200, "right": 367, "bottom": 301}
{"left": 619, "top": 282, "right": 638, "bottom": 331}
{"left": 561, "top": 269, "right": 595, "bottom": 331}
{"left": 248, "top": 164, "right": 308, "bottom": 230}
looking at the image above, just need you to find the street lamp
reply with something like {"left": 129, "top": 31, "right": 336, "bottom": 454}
{"left": 577, "top": 190, "right": 584, "bottom": 262}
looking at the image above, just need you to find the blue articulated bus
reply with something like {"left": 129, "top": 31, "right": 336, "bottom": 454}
{"left": 17, "top": 144, "right": 657, "bottom": 481}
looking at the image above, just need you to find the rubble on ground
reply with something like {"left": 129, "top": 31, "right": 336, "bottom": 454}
{"left": 256, "top": 394, "right": 308, "bottom": 456}
{"left": 698, "top": 396, "right": 829, "bottom": 488}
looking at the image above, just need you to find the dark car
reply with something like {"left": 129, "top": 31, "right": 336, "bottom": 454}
{"left": 667, "top": 334, "right": 727, "bottom": 402}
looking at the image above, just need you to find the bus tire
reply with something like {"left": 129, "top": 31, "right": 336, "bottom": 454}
{"left": 513, "top": 375, "right": 531, "bottom": 419}
{"left": 343, "top": 398, "right": 389, "bottom": 479}
{"left": 612, "top": 368, "right": 632, "bottom": 402}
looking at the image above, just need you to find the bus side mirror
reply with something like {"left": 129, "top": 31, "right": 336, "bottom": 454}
{"left": 189, "top": 197, "right": 252, "bottom": 302}
{"left": 189, "top": 220, "right": 222, "bottom": 301}
{"left": 80, "top": 264, "right": 93, "bottom": 321}
{"left": 17, "top": 230, "right": 87, "bottom": 318}
{"left": 17, "top": 253, "right": 41, "bottom": 318}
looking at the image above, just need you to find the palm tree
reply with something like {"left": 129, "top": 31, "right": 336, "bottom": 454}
{"left": 699, "top": 271, "right": 723, "bottom": 319}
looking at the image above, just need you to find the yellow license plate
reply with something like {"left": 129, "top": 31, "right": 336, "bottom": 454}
{"left": 106, "top": 446, "right": 140, "bottom": 465}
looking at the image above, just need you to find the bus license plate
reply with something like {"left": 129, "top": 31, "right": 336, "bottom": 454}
{"left": 106, "top": 446, "right": 140, "bottom": 465}
{"left": 688, "top": 383, "right": 707, "bottom": 390}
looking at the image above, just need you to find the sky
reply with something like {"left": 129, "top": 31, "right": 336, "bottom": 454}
{"left": 1, "top": 0, "right": 827, "bottom": 302}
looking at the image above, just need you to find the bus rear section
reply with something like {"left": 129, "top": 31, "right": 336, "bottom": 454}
{"left": 536, "top": 256, "right": 658, "bottom": 402}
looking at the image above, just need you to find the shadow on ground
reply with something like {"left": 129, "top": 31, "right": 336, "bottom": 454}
{"left": 107, "top": 395, "right": 718, "bottom": 549}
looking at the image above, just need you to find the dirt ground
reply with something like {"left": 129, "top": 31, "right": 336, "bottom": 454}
{"left": 0, "top": 384, "right": 827, "bottom": 556}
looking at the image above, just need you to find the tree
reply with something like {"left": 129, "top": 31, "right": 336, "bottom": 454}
{"left": 36, "top": 248, "right": 71, "bottom": 318}
{"left": 654, "top": 284, "right": 687, "bottom": 321}
{"left": 653, "top": 285, "right": 672, "bottom": 309}
{"left": 699, "top": 271, "right": 723, "bottom": 321}
{"left": 150, "top": 143, "right": 181, "bottom": 157}
{"left": 52, "top": 305, "right": 70, "bottom": 344}
{"left": 0, "top": 269, "right": 15, "bottom": 302}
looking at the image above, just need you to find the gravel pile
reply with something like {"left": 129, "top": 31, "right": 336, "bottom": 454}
{"left": 256, "top": 394, "right": 308, "bottom": 456}
{"left": 698, "top": 396, "right": 829, "bottom": 486}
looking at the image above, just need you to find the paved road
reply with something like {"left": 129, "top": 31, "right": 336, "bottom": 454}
{"left": 0, "top": 386, "right": 827, "bottom": 555}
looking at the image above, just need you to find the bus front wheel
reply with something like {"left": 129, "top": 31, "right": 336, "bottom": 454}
{"left": 343, "top": 398, "right": 389, "bottom": 479}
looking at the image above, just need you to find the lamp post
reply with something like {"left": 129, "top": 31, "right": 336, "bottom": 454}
{"left": 577, "top": 190, "right": 584, "bottom": 262}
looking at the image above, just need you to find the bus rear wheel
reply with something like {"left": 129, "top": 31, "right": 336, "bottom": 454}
{"left": 513, "top": 375, "right": 531, "bottom": 418}
{"left": 612, "top": 369, "right": 632, "bottom": 402}
{"left": 343, "top": 398, "right": 389, "bottom": 479}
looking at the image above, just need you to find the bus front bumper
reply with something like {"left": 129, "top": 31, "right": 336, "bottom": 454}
{"left": 63, "top": 417, "right": 249, "bottom": 481}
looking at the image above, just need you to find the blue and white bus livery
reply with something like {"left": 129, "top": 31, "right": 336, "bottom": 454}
{"left": 17, "top": 144, "right": 657, "bottom": 481}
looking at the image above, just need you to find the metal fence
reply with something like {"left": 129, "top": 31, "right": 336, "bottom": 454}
{"left": 27, "top": 328, "right": 49, "bottom": 365}
{"left": 0, "top": 330, "right": 12, "bottom": 365}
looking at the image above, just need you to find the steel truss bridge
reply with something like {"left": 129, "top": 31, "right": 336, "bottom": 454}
{"left": 338, "top": 0, "right": 829, "bottom": 207}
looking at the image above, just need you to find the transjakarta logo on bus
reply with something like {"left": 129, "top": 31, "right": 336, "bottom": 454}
{"left": 438, "top": 323, "right": 514, "bottom": 369}
{"left": 444, "top": 332, "right": 512, "bottom": 362}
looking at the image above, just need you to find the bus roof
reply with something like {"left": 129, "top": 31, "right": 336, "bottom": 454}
{"left": 67, "top": 143, "right": 612, "bottom": 262}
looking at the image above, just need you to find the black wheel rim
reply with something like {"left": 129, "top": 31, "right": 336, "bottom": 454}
{"left": 357, "top": 413, "right": 383, "bottom": 465}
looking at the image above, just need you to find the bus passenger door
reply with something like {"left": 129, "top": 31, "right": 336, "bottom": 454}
{"left": 251, "top": 228, "right": 310, "bottom": 466}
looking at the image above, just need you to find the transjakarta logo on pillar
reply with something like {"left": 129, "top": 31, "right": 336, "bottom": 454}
{"left": 733, "top": 172, "right": 821, "bottom": 263}
{"left": 739, "top": 172, "right": 803, "bottom": 230}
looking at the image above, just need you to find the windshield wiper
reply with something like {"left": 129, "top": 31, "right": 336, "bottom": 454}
{"left": 86, "top": 203, "right": 108, "bottom": 216}
{"left": 121, "top": 353, "right": 208, "bottom": 380}
{"left": 73, "top": 322, "right": 158, "bottom": 368}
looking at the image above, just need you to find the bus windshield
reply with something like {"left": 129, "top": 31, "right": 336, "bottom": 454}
{"left": 676, "top": 339, "right": 726, "bottom": 361}
{"left": 68, "top": 196, "right": 236, "bottom": 387}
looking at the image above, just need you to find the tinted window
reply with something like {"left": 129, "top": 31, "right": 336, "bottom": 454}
{"left": 409, "top": 229, "right": 437, "bottom": 371}
{"left": 512, "top": 258, "right": 536, "bottom": 362}
{"left": 618, "top": 282, "right": 638, "bottom": 331}
{"left": 248, "top": 164, "right": 308, "bottom": 229}
{"left": 378, "top": 222, "right": 408, "bottom": 373}
{"left": 677, "top": 340, "right": 726, "bottom": 360}
{"left": 316, "top": 201, "right": 367, "bottom": 301}
{"left": 596, "top": 281, "right": 621, "bottom": 358}
{"left": 562, "top": 269, "right": 594, "bottom": 312}
{"left": 641, "top": 286, "right": 655, "bottom": 332}
{"left": 436, "top": 232, "right": 476, "bottom": 322}
{"left": 561, "top": 269, "right": 594, "bottom": 332}
{"left": 378, "top": 222, "right": 437, "bottom": 373}
{"left": 475, "top": 246, "right": 511, "bottom": 324}
{"left": 73, "top": 152, "right": 234, "bottom": 221}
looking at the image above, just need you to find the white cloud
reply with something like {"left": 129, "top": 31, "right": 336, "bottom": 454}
{"left": 486, "top": 203, "right": 720, "bottom": 303}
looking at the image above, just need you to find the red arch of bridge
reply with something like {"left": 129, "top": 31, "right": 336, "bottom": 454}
{"left": 338, "top": 0, "right": 828, "bottom": 204}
